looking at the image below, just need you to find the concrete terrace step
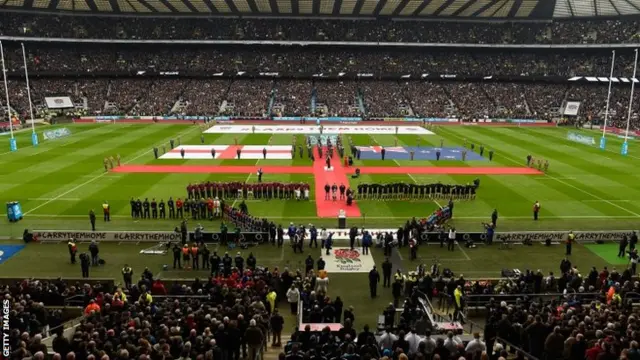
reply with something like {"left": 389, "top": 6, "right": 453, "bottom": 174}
{"left": 262, "top": 334, "right": 292, "bottom": 360}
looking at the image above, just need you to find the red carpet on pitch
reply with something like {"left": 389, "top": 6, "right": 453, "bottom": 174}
{"left": 312, "top": 147, "right": 362, "bottom": 218}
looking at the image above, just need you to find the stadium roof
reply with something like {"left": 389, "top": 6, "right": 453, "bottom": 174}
{"left": 0, "top": 0, "right": 638, "bottom": 18}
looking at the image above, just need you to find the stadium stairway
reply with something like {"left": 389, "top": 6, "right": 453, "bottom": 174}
{"left": 262, "top": 333, "right": 292, "bottom": 360}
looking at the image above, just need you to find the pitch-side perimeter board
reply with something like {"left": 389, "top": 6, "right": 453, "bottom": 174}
{"left": 205, "top": 125, "right": 435, "bottom": 135}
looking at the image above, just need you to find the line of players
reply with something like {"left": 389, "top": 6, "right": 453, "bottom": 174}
{"left": 187, "top": 181, "right": 311, "bottom": 200}
{"left": 102, "top": 154, "right": 121, "bottom": 171}
{"left": 322, "top": 183, "right": 355, "bottom": 205}
{"left": 526, "top": 154, "right": 550, "bottom": 171}
{"left": 129, "top": 197, "right": 223, "bottom": 220}
{"left": 357, "top": 179, "right": 480, "bottom": 200}
{"left": 288, "top": 134, "right": 346, "bottom": 160}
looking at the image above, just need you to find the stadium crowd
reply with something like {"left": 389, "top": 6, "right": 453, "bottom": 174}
{"left": 1, "top": 15, "right": 639, "bottom": 44}
{"left": 0, "top": 44, "right": 637, "bottom": 127}
{"left": 4, "top": 76, "right": 640, "bottom": 128}
{"left": 3, "top": 46, "right": 639, "bottom": 77}
{"left": 6, "top": 256, "right": 640, "bottom": 360}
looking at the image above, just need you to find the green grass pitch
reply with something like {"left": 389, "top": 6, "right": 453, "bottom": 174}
{"left": 0, "top": 123, "right": 639, "bottom": 327}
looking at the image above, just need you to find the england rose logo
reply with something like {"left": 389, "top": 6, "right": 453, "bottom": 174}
{"left": 333, "top": 249, "right": 361, "bottom": 264}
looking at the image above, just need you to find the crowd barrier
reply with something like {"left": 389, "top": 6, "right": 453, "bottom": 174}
{"left": 418, "top": 229, "right": 638, "bottom": 244}
{"left": 33, "top": 229, "right": 269, "bottom": 244}
{"left": 32, "top": 228, "right": 637, "bottom": 245}
{"left": 463, "top": 292, "right": 602, "bottom": 310}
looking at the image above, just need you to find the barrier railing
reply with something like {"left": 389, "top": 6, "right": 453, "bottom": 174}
{"left": 494, "top": 336, "right": 540, "bottom": 360}
{"left": 63, "top": 294, "right": 86, "bottom": 307}
{"left": 437, "top": 292, "right": 603, "bottom": 314}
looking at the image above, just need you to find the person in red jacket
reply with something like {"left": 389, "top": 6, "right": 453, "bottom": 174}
{"left": 207, "top": 198, "right": 214, "bottom": 219}
{"left": 151, "top": 279, "right": 167, "bottom": 295}
{"left": 176, "top": 198, "right": 184, "bottom": 218}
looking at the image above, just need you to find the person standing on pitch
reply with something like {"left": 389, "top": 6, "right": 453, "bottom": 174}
{"left": 381, "top": 147, "right": 386, "bottom": 160}
{"left": 151, "top": 198, "right": 158, "bottom": 219}
{"left": 201, "top": 134, "right": 205, "bottom": 144}
{"left": 491, "top": 209, "right": 498, "bottom": 227}
{"left": 89, "top": 210, "right": 96, "bottom": 231}
{"left": 369, "top": 266, "right": 380, "bottom": 298}
{"left": 448, "top": 228, "right": 456, "bottom": 251}
{"left": 168, "top": 197, "right": 175, "bottom": 218}
{"left": 533, "top": 201, "right": 541, "bottom": 220}
{"left": 68, "top": 239, "right": 77, "bottom": 264}
{"left": 180, "top": 148, "right": 185, "bottom": 159}
{"left": 122, "top": 264, "right": 133, "bottom": 288}
{"left": 102, "top": 201, "right": 110, "bottom": 222}
{"left": 89, "top": 240, "right": 99, "bottom": 266}
{"left": 382, "top": 257, "right": 392, "bottom": 287}
{"left": 159, "top": 199, "right": 166, "bottom": 219}
{"left": 172, "top": 244, "right": 181, "bottom": 269}
{"left": 409, "top": 236, "right": 417, "bottom": 260}
{"left": 211, "top": 148, "right": 216, "bottom": 159}
{"left": 129, "top": 198, "right": 136, "bottom": 218}
{"left": 80, "top": 253, "right": 90, "bottom": 278}
{"left": 619, "top": 235, "right": 629, "bottom": 257}
{"left": 143, "top": 198, "right": 150, "bottom": 219}
{"left": 566, "top": 231, "right": 575, "bottom": 256}
{"left": 630, "top": 250, "right": 639, "bottom": 275}
{"left": 263, "top": 147, "right": 267, "bottom": 159}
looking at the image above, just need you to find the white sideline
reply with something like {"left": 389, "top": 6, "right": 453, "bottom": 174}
{"left": 0, "top": 124, "right": 124, "bottom": 157}
{"left": 24, "top": 126, "right": 200, "bottom": 215}
{"left": 439, "top": 127, "right": 640, "bottom": 218}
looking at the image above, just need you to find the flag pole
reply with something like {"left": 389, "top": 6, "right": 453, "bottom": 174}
{"left": 21, "top": 43, "right": 38, "bottom": 146}
{"left": 0, "top": 40, "right": 17, "bottom": 152}
{"left": 600, "top": 50, "right": 615, "bottom": 150}
{"left": 622, "top": 48, "right": 638, "bottom": 156}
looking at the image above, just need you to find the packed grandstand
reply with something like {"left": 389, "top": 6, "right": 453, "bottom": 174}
{"left": 0, "top": 14, "right": 638, "bottom": 129}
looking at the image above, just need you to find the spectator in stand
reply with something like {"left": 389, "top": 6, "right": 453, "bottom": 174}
{"left": 314, "top": 81, "right": 360, "bottom": 117}
{"left": 3, "top": 15, "right": 639, "bottom": 45}
{"left": 271, "top": 81, "right": 311, "bottom": 117}
{"left": 224, "top": 80, "right": 272, "bottom": 117}
{"left": 360, "top": 81, "right": 407, "bottom": 118}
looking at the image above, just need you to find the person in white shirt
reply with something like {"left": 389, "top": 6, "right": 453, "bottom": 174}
{"left": 213, "top": 198, "right": 220, "bottom": 217}
{"left": 404, "top": 329, "right": 421, "bottom": 355}
{"left": 448, "top": 228, "right": 457, "bottom": 251}
{"left": 286, "top": 285, "right": 300, "bottom": 315}
{"left": 320, "top": 228, "right": 328, "bottom": 248}
{"left": 316, "top": 272, "right": 329, "bottom": 294}
{"left": 377, "top": 329, "right": 397, "bottom": 350}
{"left": 304, "top": 188, "right": 310, "bottom": 200}
{"left": 295, "top": 187, "right": 301, "bottom": 201}
{"left": 465, "top": 332, "right": 486, "bottom": 354}
{"left": 443, "top": 331, "right": 462, "bottom": 354}
{"left": 419, "top": 330, "right": 437, "bottom": 356}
